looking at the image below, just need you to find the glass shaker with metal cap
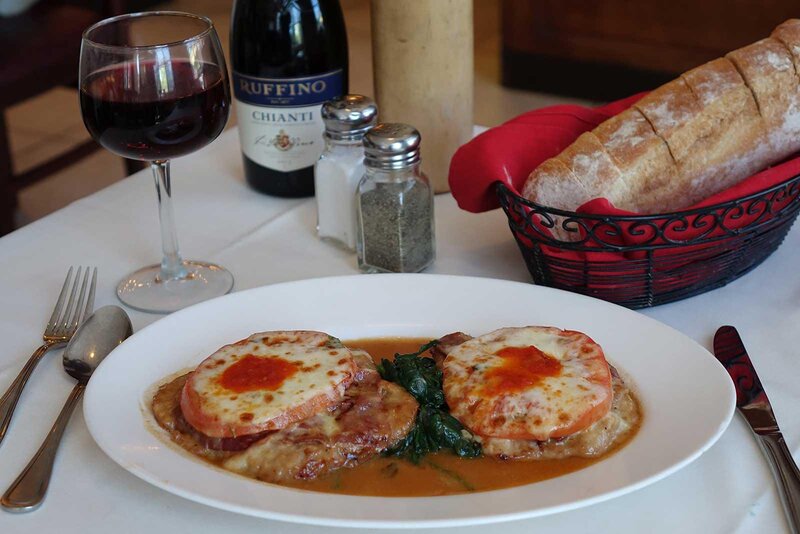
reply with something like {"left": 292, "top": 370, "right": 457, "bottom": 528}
{"left": 356, "top": 123, "right": 435, "bottom": 273}
{"left": 315, "top": 95, "right": 378, "bottom": 250}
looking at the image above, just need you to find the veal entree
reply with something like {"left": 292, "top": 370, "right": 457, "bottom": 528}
{"left": 148, "top": 327, "right": 641, "bottom": 496}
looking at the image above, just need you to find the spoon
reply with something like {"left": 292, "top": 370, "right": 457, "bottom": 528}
{"left": 1, "top": 305, "right": 133, "bottom": 512}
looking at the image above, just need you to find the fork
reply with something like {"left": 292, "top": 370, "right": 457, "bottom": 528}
{"left": 0, "top": 267, "right": 97, "bottom": 447}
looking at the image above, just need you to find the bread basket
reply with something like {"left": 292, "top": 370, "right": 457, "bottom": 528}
{"left": 495, "top": 173, "right": 800, "bottom": 308}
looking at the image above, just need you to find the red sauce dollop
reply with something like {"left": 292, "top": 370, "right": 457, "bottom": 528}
{"left": 219, "top": 355, "right": 298, "bottom": 393}
{"left": 483, "top": 345, "right": 562, "bottom": 395}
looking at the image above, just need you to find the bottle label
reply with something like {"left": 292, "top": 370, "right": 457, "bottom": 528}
{"left": 233, "top": 70, "right": 344, "bottom": 172}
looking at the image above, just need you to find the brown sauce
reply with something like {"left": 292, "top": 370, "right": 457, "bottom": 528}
{"left": 150, "top": 336, "right": 641, "bottom": 497}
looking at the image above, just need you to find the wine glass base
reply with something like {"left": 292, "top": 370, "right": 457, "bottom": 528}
{"left": 116, "top": 260, "right": 234, "bottom": 314}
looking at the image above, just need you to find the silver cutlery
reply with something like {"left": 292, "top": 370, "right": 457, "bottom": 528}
{"left": 1, "top": 305, "right": 132, "bottom": 512}
{"left": 714, "top": 325, "right": 800, "bottom": 534}
{"left": 0, "top": 267, "right": 97, "bottom": 447}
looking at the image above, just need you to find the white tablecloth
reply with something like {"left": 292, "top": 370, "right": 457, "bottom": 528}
{"left": 0, "top": 128, "right": 797, "bottom": 534}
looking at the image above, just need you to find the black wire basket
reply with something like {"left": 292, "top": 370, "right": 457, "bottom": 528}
{"left": 495, "top": 173, "right": 800, "bottom": 308}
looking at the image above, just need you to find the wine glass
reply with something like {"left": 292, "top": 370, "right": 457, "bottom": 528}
{"left": 79, "top": 12, "right": 233, "bottom": 313}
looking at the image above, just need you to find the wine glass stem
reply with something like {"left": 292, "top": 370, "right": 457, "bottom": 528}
{"left": 151, "top": 160, "right": 188, "bottom": 281}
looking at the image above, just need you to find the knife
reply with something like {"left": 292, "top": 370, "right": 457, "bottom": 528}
{"left": 714, "top": 325, "right": 800, "bottom": 534}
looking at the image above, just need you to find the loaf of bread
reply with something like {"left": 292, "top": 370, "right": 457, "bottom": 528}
{"left": 522, "top": 19, "right": 800, "bottom": 219}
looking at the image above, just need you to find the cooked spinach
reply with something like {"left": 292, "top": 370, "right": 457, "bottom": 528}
{"left": 422, "top": 408, "right": 482, "bottom": 458}
{"left": 377, "top": 340, "right": 443, "bottom": 406}
{"left": 378, "top": 341, "right": 482, "bottom": 463}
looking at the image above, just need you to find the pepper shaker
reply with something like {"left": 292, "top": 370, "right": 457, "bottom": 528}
{"left": 315, "top": 95, "right": 378, "bottom": 250}
{"left": 356, "top": 123, "right": 435, "bottom": 273}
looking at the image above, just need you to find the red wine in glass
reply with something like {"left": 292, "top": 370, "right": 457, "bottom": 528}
{"left": 81, "top": 60, "right": 229, "bottom": 161}
{"left": 79, "top": 11, "right": 233, "bottom": 313}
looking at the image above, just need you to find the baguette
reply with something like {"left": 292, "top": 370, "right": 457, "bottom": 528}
{"left": 523, "top": 19, "right": 800, "bottom": 226}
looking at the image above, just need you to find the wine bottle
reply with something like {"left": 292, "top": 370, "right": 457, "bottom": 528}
{"left": 231, "top": 0, "right": 349, "bottom": 197}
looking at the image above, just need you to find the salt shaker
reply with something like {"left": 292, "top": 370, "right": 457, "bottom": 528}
{"left": 356, "top": 123, "right": 435, "bottom": 273}
{"left": 315, "top": 95, "right": 378, "bottom": 250}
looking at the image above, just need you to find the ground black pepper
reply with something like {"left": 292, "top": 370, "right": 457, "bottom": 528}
{"left": 358, "top": 180, "right": 434, "bottom": 273}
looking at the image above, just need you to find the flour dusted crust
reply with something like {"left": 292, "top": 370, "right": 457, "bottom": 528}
{"left": 521, "top": 158, "right": 589, "bottom": 240}
{"left": 679, "top": 58, "right": 773, "bottom": 204}
{"left": 556, "top": 132, "right": 631, "bottom": 207}
{"left": 633, "top": 77, "right": 725, "bottom": 207}
{"left": 773, "top": 19, "right": 800, "bottom": 72}
{"left": 635, "top": 77, "right": 703, "bottom": 165}
{"left": 521, "top": 158, "right": 589, "bottom": 212}
{"left": 593, "top": 108, "right": 681, "bottom": 212}
{"left": 771, "top": 21, "right": 800, "bottom": 156}
{"left": 521, "top": 19, "right": 800, "bottom": 223}
{"left": 524, "top": 133, "right": 633, "bottom": 239}
{"left": 727, "top": 37, "right": 800, "bottom": 161}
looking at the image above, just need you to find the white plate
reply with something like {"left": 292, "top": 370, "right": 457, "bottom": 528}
{"left": 84, "top": 274, "right": 735, "bottom": 529}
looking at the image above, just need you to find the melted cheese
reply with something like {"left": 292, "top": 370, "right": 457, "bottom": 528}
{"left": 443, "top": 327, "right": 612, "bottom": 441}
{"left": 181, "top": 331, "right": 358, "bottom": 437}
{"left": 478, "top": 373, "right": 639, "bottom": 460}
